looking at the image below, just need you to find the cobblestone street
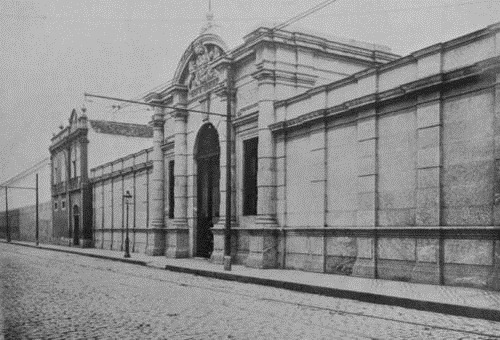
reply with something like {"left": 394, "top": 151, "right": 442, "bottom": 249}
{"left": 1, "top": 244, "right": 500, "bottom": 339}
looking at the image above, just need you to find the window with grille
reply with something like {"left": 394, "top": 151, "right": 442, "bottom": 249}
{"left": 168, "top": 160, "right": 175, "bottom": 219}
{"left": 243, "top": 137, "right": 258, "bottom": 215}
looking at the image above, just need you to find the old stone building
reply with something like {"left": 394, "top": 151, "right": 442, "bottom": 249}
{"left": 50, "top": 109, "right": 152, "bottom": 246}
{"left": 54, "top": 19, "right": 500, "bottom": 290}
{"left": 89, "top": 21, "right": 399, "bottom": 258}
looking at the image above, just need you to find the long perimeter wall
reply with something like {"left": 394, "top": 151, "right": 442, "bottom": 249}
{"left": 91, "top": 148, "right": 154, "bottom": 253}
{"left": 268, "top": 23, "right": 500, "bottom": 290}
{"left": 0, "top": 202, "right": 52, "bottom": 243}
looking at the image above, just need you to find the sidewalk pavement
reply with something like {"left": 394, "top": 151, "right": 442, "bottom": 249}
{"left": 2, "top": 240, "right": 500, "bottom": 322}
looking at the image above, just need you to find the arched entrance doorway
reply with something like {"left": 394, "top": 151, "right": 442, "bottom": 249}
{"left": 195, "top": 123, "right": 220, "bottom": 258}
{"left": 73, "top": 205, "right": 80, "bottom": 246}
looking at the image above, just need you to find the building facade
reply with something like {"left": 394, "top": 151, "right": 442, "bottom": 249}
{"left": 51, "top": 20, "right": 500, "bottom": 291}
{"left": 50, "top": 109, "right": 153, "bottom": 246}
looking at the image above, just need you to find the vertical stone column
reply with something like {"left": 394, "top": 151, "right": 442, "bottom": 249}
{"left": 79, "top": 132, "right": 93, "bottom": 248}
{"left": 413, "top": 92, "right": 442, "bottom": 284}
{"left": 308, "top": 123, "right": 327, "bottom": 272}
{"left": 166, "top": 109, "right": 189, "bottom": 258}
{"left": 353, "top": 110, "right": 378, "bottom": 278}
{"left": 50, "top": 154, "right": 55, "bottom": 243}
{"left": 246, "top": 73, "right": 278, "bottom": 269}
{"left": 492, "top": 72, "right": 500, "bottom": 290}
{"left": 66, "top": 146, "right": 72, "bottom": 243}
{"left": 146, "top": 109, "right": 166, "bottom": 256}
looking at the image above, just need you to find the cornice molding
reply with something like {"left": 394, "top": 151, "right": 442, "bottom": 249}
{"left": 90, "top": 147, "right": 153, "bottom": 173}
{"left": 161, "top": 140, "right": 175, "bottom": 152}
{"left": 49, "top": 128, "right": 88, "bottom": 153}
{"left": 241, "top": 27, "right": 399, "bottom": 65}
{"left": 270, "top": 56, "right": 500, "bottom": 134}
{"left": 251, "top": 67, "right": 317, "bottom": 87}
{"left": 236, "top": 102, "right": 258, "bottom": 117}
{"left": 233, "top": 111, "right": 258, "bottom": 128}
{"left": 90, "top": 161, "right": 153, "bottom": 183}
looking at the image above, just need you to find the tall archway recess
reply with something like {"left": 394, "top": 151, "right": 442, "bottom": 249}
{"left": 195, "top": 123, "right": 220, "bottom": 258}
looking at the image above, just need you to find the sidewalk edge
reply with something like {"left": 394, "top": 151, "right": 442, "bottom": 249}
{"left": 2, "top": 241, "right": 147, "bottom": 266}
{"left": 162, "top": 264, "right": 500, "bottom": 322}
{"left": 3, "top": 240, "right": 499, "bottom": 322}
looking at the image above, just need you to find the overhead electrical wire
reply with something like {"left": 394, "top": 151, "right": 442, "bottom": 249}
{"left": 2, "top": 0, "right": 499, "bottom": 22}
{"left": 82, "top": 0, "right": 499, "bottom": 111}
{"left": 108, "top": 0, "right": 340, "bottom": 112}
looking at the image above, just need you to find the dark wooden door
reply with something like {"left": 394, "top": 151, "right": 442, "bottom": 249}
{"left": 73, "top": 214, "right": 80, "bottom": 246}
{"left": 196, "top": 155, "right": 219, "bottom": 257}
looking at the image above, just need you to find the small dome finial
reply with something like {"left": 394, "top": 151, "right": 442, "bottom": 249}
{"left": 200, "top": 0, "right": 218, "bottom": 34}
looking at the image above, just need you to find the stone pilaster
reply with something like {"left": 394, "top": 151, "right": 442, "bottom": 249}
{"left": 493, "top": 73, "right": 500, "bottom": 225}
{"left": 415, "top": 93, "right": 441, "bottom": 226}
{"left": 308, "top": 123, "right": 327, "bottom": 272}
{"left": 66, "top": 147, "right": 72, "bottom": 242}
{"left": 146, "top": 109, "right": 166, "bottom": 256}
{"left": 166, "top": 109, "right": 189, "bottom": 258}
{"left": 412, "top": 92, "right": 442, "bottom": 284}
{"left": 246, "top": 71, "right": 278, "bottom": 269}
{"left": 79, "top": 133, "right": 93, "bottom": 248}
{"left": 353, "top": 110, "right": 378, "bottom": 278}
{"left": 491, "top": 72, "right": 500, "bottom": 289}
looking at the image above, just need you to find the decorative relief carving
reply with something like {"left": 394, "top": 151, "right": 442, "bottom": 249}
{"left": 187, "top": 42, "right": 222, "bottom": 98}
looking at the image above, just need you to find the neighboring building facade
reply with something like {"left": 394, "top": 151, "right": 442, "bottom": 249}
{"left": 0, "top": 158, "right": 52, "bottom": 243}
{"left": 49, "top": 109, "right": 152, "bottom": 246}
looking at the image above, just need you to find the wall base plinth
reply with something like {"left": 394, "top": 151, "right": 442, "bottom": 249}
{"left": 211, "top": 220, "right": 237, "bottom": 264}
{"left": 165, "top": 228, "right": 189, "bottom": 258}
{"left": 411, "top": 262, "right": 440, "bottom": 284}
{"left": 145, "top": 227, "right": 165, "bottom": 256}
{"left": 245, "top": 225, "right": 279, "bottom": 269}
{"left": 352, "top": 258, "right": 376, "bottom": 278}
{"left": 491, "top": 241, "right": 500, "bottom": 290}
{"left": 210, "top": 249, "right": 225, "bottom": 264}
{"left": 79, "top": 238, "right": 93, "bottom": 248}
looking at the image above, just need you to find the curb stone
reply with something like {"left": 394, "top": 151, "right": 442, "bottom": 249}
{"left": 3, "top": 240, "right": 500, "bottom": 322}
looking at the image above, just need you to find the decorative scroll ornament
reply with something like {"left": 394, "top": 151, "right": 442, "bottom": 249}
{"left": 187, "top": 43, "right": 222, "bottom": 98}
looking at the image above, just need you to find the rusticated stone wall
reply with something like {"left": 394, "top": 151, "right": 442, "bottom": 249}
{"left": 92, "top": 148, "right": 154, "bottom": 254}
{"left": 270, "top": 77, "right": 500, "bottom": 290}
{"left": 268, "top": 23, "right": 500, "bottom": 290}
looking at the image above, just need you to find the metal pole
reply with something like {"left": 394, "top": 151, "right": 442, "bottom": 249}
{"left": 36, "top": 174, "right": 39, "bottom": 246}
{"left": 223, "top": 83, "right": 232, "bottom": 271}
{"left": 5, "top": 187, "right": 10, "bottom": 242}
{"left": 124, "top": 192, "right": 131, "bottom": 258}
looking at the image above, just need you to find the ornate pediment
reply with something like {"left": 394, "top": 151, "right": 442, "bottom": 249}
{"left": 187, "top": 42, "right": 223, "bottom": 98}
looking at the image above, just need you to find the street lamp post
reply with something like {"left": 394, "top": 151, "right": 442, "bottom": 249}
{"left": 123, "top": 190, "right": 132, "bottom": 258}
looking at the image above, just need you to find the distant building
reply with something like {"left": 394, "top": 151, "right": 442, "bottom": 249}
{"left": 0, "top": 158, "right": 52, "bottom": 242}
{"left": 49, "top": 109, "right": 152, "bottom": 246}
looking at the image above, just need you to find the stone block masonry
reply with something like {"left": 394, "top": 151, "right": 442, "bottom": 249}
{"left": 270, "top": 23, "right": 500, "bottom": 290}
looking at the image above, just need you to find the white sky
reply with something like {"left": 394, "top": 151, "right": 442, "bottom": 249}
{"left": 1, "top": 0, "right": 499, "bottom": 182}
